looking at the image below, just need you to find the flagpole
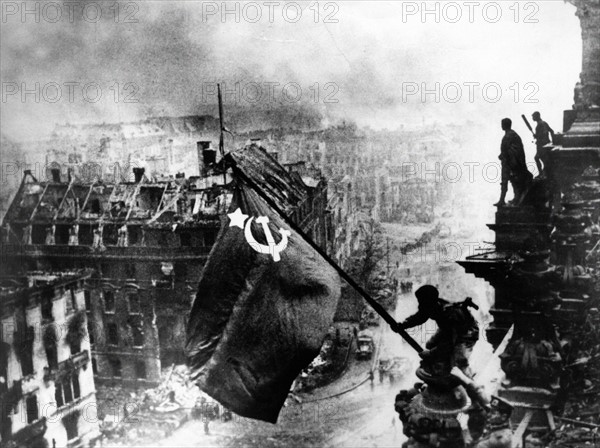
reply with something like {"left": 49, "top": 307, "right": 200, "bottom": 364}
{"left": 217, "top": 84, "right": 227, "bottom": 187}
{"left": 228, "top": 158, "right": 424, "bottom": 354}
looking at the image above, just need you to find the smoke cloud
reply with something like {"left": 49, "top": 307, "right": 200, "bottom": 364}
{"left": 1, "top": 1, "right": 582, "bottom": 142}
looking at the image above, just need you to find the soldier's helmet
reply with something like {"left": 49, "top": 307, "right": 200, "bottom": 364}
{"left": 415, "top": 285, "right": 439, "bottom": 303}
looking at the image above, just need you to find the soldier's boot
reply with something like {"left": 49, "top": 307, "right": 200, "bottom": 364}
{"left": 494, "top": 186, "right": 507, "bottom": 207}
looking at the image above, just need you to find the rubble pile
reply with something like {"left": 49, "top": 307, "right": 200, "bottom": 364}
{"left": 547, "top": 305, "right": 600, "bottom": 447}
{"left": 97, "top": 365, "right": 206, "bottom": 446}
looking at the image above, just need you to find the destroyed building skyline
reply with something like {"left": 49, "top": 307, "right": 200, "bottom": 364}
{"left": 2, "top": 118, "right": 459, "bottom": 233}
{"left": 0, "top": 140, "right": 334, "bottom": 391}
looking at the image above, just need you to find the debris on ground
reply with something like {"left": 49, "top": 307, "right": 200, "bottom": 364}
{"left": 97, "top": 365, "right": 220, "bottom": 446}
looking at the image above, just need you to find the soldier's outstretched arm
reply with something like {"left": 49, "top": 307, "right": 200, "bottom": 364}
{"left": 400, "top": 309, "right": 429, "bottom": 329}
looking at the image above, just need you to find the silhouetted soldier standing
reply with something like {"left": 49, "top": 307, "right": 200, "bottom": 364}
{"left": 532, "top": 111, "right": 555, "bottom": 178}
{"left": 495, "top": 118, "right": 532, "bottom": 207}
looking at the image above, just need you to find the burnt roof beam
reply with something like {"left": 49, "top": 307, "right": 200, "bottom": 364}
{"left": 28, "top": 184, "right": 49, "bottom": 223}
{"left": 146, "top": 189, "right": 184, "bottom": 225}
{"left": 104, "top": 185, "right": 120, "bottom": 219}
{"left": 78, "top": 183, "right": 96, "bottom": 219}
{"left": 2, "top": 171, "right": 34, "bottom": 226}
{"left": 52, "top": 178, "right": 76, "bottom": 222}
{"left": 154, "top": 182, "right": 170, "bottom": 215}
{"left": 125, "top": 178, "right": 144, "bottom": 222}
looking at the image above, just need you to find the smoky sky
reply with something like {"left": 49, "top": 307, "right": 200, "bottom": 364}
{"left": 1, "top": 1, "right": 582, "bottom": 141}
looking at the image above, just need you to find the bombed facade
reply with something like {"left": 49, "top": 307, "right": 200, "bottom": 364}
{"left": 0, "top": 270, "right": 99, "bottom": 448}
{"left": 1, "top": 141, "right": 331, "bottom": 392}
{"left": 34, "top": 116, "right": 221, "bottom": 183}
{"left": 235, "top": 124, "right": 455, "bottom": 225}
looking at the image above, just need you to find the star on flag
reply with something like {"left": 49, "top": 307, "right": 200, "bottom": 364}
{"left": 227, "top": 208, "right": 248, "bottom": 229}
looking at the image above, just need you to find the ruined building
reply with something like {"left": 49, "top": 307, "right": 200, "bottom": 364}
{"left": 1, "top": 142, "right": 330, "bottom": 389}
{"left": 235, "top": 123, "right": 454, "bottom": 224}
{"left": 39, "top": 116, "right": 220, "bottom": 182}
{"left": 0, "top": 270, "right": 99, "bottom": 448}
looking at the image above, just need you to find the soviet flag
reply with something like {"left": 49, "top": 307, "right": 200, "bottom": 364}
{"left": 185, "top": 146, "right": 341, "bottom": 423}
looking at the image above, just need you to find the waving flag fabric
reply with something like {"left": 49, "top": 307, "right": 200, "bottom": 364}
{"left": 185, "top": 146, "right": 341, "bottom": 423}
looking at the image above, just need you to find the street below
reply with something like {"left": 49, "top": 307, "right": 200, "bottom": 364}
{"left": 158, "top": 219, "right": 496, "bottom": 448}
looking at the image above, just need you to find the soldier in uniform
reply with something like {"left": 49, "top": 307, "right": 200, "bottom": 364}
{"left": 394, "top": 286, "right": 490, "bottom": 445}
{"left": 495, "top": 118, "right": 533, "bottom": 207}
{"left": 393, "top": 285, "right": 479, "bottom": 376}
{"left": 532, "top": 111, "right": 555, "bottom": 178}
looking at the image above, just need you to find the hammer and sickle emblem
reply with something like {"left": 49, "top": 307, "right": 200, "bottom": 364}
{"left": 244, "top": 216, "right": 291, "bottom": 262}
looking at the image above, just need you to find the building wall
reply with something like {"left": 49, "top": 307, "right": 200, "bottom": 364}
{"left": 89, "top": 281, "right": 162, "bottom": 387}
{"left": 0, "top": 273, "right": 99, "bottom": 448}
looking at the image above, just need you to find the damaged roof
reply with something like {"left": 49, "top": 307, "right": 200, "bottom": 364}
{"left": 3, "top": 144, "right": 322, "bottom": 227}
{"left": 2, "top": 171, "right": 228, "bottom": 226}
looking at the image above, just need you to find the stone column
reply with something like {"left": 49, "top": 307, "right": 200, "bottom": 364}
{"left": 570, "top": 0, "right": 600, "bottom": 108}
{"left": 562, "top": 1, "right": 600, "bottom": 149}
